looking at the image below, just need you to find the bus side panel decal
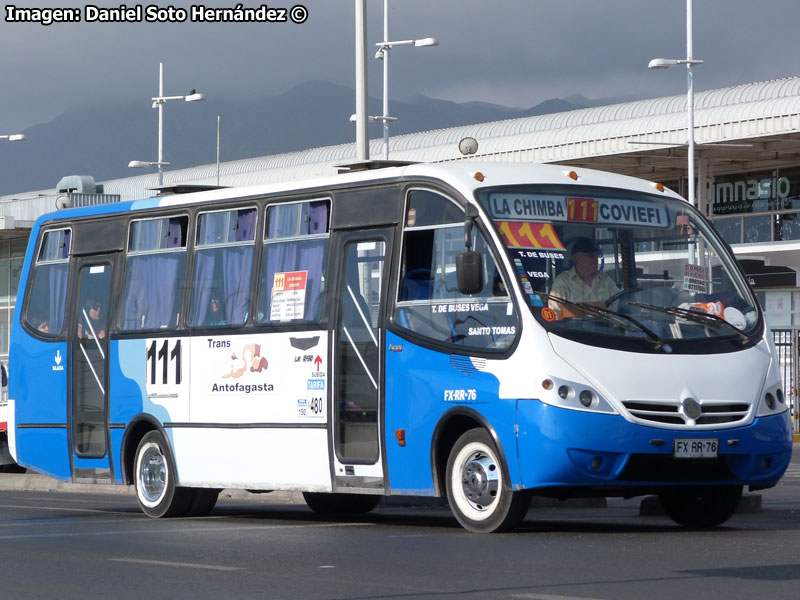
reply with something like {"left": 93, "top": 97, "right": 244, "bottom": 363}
{"left": 169, "top": 330, "right": 330, "bottom": 488}
{"left": 384, "top": 331, "right": 515, "bottom": 495}
{"left": 173, "top": 428, "right": 331, "bottom": 491}
{"left": 188, "top": 331, "right": 327, "bottom": 425}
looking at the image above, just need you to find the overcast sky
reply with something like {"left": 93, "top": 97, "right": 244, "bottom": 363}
{"left": 2, "top": 0, "right": 799, "bottom": 134}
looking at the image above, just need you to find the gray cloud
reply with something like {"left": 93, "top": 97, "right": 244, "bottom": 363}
{"left": 1, "top": 0, "right": 799, "bottom": 133}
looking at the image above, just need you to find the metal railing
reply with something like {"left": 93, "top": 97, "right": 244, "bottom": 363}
{"left": 772, "top": 329, "right": 799, "bottom": 432}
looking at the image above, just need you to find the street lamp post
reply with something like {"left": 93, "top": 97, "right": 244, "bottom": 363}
{"left": 0, "top": 134, "right": 26, "bottom": 142}
{"left": 374, "top": 0, "right": 437, "bottom": 159}
{"left": 128, "top": 62, "right": 205, "bottom": 187}
{"left": 648, "top": 0, "right": 703, "bottom": 207}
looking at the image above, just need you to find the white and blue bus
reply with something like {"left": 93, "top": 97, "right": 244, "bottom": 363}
{"left": 7, "top": 162, "right": 792, "bottom": 532}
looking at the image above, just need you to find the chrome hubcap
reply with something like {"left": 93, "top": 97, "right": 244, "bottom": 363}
{"left": 461, "top": 451, "right": 499, "bottom": 510}
{"left": 139, "top": 445, "right": 166, "bottom": 503}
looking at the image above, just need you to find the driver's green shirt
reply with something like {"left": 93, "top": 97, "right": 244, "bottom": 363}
{"left": 548, "top": 268, "right": 619, "bottom": 313}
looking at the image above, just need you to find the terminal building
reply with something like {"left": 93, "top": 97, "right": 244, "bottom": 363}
{"left": 2, "top": 75, "right": 800, "bottom": 384}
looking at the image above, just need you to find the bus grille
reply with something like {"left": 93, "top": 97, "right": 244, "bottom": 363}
{"left": 621, "top": 399, "right": 750, "bottom": 428}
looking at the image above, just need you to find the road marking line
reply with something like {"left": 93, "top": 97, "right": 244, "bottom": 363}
{"left": 0, "top": 521, "right": 372, "bottom": 540}
{"left": 0, "top": 503, "right": 129, "bottom": 514}
{"left": 109, "top": 558, "right": 244, "bottom": 571}
{"left": 19, "top": 496, "right": 133, "bottom": 505}
{"left": 0, "top": 518, "right": 125, "bottom": 529}
{"left": 512, "top": 594, "right": 605, "bottom": 600}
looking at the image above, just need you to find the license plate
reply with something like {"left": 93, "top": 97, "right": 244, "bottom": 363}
{"left": 673, "top": 438, "right": 718, "bottom": 458}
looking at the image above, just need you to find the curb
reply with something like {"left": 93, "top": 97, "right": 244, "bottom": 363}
{"left": 0, "top": 473, "right": 305, "bottom": 503}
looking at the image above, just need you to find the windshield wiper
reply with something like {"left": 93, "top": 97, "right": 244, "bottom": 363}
{"left": 628, "top": 301, "right": 750, "bottom": 345}
{"left": 536, "top": 293, "right": 668, "bottom": 352}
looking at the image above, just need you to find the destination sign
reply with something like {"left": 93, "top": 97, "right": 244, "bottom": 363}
{"left": 486, "top": 193, "right": 670, "bottom": 228}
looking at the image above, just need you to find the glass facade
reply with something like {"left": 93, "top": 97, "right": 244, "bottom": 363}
{"left": 711, "top": 167, "right": 800, "bottom": 245}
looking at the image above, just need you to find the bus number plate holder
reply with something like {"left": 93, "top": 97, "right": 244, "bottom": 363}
{"left": 673, "top": 438, "right": 718, "bottom": 458}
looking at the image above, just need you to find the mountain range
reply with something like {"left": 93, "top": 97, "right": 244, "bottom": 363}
{"left": 0, "top": 81, "right": 636, "bottom": 196}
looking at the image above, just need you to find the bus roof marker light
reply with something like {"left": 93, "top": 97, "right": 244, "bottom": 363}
{"left": 542, "top": 379, "right": 554, "bottom": 390}
{"left": 566, "top": 170, "right": 579, "bottom": 181}
{"left": 473, "top": 172, "right": 485, "bottom": 182}
{"left": 654, "top": 182, "right": 665, "bottom": 193}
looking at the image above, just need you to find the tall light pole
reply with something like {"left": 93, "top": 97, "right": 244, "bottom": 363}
{"left": 375, "top": 0, "right": 438, "bottom": 159}
{"left": 355, "top": 0, "right": 369, "bottom": 161}
{"left": 648, "top": 0, "right": 703, "bottom": 207}
{"left": 0, "top": 134, "right": 26, "bottom": 142}
{"left": 128, "top": 62, "right": 205, "bottom": 187}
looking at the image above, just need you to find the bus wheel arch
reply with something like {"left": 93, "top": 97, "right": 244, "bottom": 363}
{"left": 121, "top": 415, "right": 168, "bottom": 486}
{"left": 444, "top": 428, "right": 529, "bottom": 533}
{"left": 432, "top": 410, "right": 528, "bottom": 533}
{"left": 432, "top": 409, "right": 510, "bottom": 497}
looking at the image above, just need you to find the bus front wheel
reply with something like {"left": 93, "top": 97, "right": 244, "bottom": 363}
{"left": 658, "top": 485, "right": 743, "bottom": 528}
{"left": 445, "top": 429, "right": 529, "bottom": 533}
{"left": 134, "top": 431, "right": 193, "bottom": 518}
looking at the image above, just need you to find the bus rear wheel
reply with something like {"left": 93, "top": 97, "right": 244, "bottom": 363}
{"left": 445, "top": 429, "right": 529, "bottom": 533}
{"left": 302, "top": 492, "right": 381, "bottom": 516}
{"left": 658, "top": 485, "right": 743, "bottom": 528}
{"left": 134, "top": 431, "right": 193, "bottom": 518}
{"left": 186, "top": 488, "right": 221, "bottom": 517}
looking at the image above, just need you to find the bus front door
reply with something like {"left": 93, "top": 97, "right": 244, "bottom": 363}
{"left": 69, "top": 258, "right": 115, "bottom": 482}
{"left": 331, "top": 230, "right": 392, "bottom": 493}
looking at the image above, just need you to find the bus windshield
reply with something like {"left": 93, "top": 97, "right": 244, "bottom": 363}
{"left": 479, "top": 185, "right": 760, "bottom": 349}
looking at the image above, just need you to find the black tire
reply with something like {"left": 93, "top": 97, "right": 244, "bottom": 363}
{"left": 134, "top": 431, "right": 193, "bottom": 518}
{"left": 445, "top": 429, "right": 529, "bottom": 533}
{"left": 658, "top": 486, "right": 743, "bottom": 528}
{"left": 302, "top": 492, "right": 381, "bottom": 516}
{"left": 0, "top": 463, "right": 25, "bottom": 473}
{"left": 185, "top": 488, "right": 221, "bottom": 517}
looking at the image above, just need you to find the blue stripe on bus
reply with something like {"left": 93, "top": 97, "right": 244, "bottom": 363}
{"left": 15, "top": 427, "right": 71, "bottom": 480}
{"left": 384, "top": 331, "right": 512, "bottom": 495}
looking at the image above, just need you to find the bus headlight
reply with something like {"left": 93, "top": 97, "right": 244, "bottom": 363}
{"left": 540, "top": 377, "right": 616, "bottom": 414}
{"left": 757, "top": 384, "right": 788, "bottom": 417}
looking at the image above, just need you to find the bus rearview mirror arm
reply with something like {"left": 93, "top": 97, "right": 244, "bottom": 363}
{"left": 457, "top": 205, "right": 483, "bottom": 295}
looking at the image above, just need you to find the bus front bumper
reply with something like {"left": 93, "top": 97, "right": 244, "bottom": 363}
{"left": 515, "top": 400, "right": 793, "bottom": 493}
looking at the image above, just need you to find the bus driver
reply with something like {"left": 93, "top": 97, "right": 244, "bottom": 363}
{"left": 548, "top": 236, "right": 618, "bottom": 315}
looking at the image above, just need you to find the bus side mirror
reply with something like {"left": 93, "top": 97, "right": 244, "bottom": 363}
{"left": 456, "top": 250, "right": 483, "bottom": 295}
{"left": 1, "top": 364, "right": 7, "bottom": 388}
{"left": 458, "top": 204, "right": 483, "bottom": 294}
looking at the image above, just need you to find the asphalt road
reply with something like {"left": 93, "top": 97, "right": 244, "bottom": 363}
{"left": 0, "top": 460, "right": 799, "bottom": 600}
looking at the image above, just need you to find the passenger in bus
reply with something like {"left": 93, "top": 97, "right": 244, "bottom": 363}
{"left": 78, "top": 298, "right": 106, "bottom": 340}
{"left": 548, "top": 237, "right": 618, "bottom": 315}
{"left": 32, "top": 317, "right": 49, "bottom": 334}
{"left": 205, "top": 291, "right": 227, "bottom": 326}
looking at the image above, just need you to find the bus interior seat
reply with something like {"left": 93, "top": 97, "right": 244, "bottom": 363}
{"left": 400, "top": 268, "right": 434, "bottom": 301}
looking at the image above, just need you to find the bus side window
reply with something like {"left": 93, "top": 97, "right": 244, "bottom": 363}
{"left": 24, "top": 228, "right": 71, "bottom": 336}
{"left": 257, "top": 200, "right": 330, "bottom": 324}
{"left": 189, "top": 208, "right": 258, "bottom": 328}
{"left": 119, "top": 216, "right": 188, "bottom": 331}
{"left": 394, "top": 191, "right": 516, "bottom": 350}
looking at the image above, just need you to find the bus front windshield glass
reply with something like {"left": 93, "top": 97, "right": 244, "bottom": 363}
{"left": 479, "top": 185, "right": 761, "bottom": 348}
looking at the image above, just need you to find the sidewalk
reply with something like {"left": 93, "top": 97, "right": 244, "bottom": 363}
{"left": 0, "top": 472, "right": 307, "bottom": 503}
